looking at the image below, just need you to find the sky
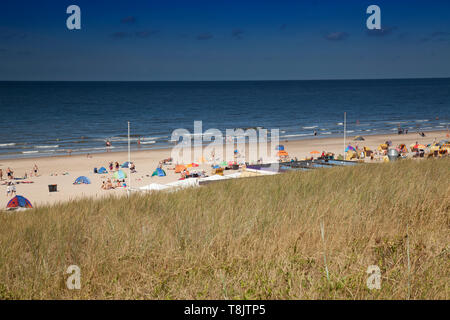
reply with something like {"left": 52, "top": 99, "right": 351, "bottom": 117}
{"left": 0, "top": 0, "right": 450, "bottom": 81}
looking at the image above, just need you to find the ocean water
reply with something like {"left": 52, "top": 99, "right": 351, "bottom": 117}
{"left": 0, "top": 79, "right": 449, "bottom": 159}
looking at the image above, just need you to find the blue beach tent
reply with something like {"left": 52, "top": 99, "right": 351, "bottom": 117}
{"left": 152, "top": 167, "right": 166, "bottom": 177}
{"left": 74, "top": 176, "right": 91, "bottom": 184}
{"left": 121, "top": 161, "right": 130, "bottom": 168}
{"left": 98, "top": 167, "right": 108, "bottom": 174}
{"left": 275, "top": 145, "right": 285, "bottom": 150}
{"left": 7, "top": 195, "right": 33, "bottom": 209}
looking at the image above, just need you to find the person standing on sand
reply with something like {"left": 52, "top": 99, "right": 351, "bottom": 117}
{"left": 0, "top": 168, "right": 2, "bottom": 181}
{"left": 106, "top": 139, "right": 111, "bottom": 152}
{"left": 33, "top": 164, "right": 38, "bottom": 177}
{"left": 6, "top": 167, "right": 13, "bottom": 180}
{"left": 6, "top": 182, "right": 16, "bottom": 197}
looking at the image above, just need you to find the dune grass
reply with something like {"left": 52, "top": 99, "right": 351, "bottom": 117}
{"left": 0, "top": 158, "right": 448, "bottom": 299}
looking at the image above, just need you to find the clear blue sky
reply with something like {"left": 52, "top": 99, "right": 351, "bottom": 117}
{"left": 0, "top": 0, "right": 449, "bottom": 80}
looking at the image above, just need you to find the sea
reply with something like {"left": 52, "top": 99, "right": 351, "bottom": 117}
{"left": 0, "top": 79, "right": 449, "bottom": 159}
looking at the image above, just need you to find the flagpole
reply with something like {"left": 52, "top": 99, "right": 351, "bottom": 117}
{"left": 343, "top": 112, "right": 346, "bottom": 160}
{"left": 127, "top": 121, "right": 131, "bottom": 197}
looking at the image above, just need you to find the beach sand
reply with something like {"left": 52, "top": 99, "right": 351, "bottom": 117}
{"left": 1, "top": 130, "right": 448, "bottom": 208}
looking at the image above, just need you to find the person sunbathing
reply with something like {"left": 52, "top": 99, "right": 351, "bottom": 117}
{"left": 106, "top": 179, "right": 114, "bottom": 190}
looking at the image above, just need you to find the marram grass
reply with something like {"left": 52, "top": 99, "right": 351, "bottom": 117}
{"left": 0, "top": 159, "right": 448, "bottom": 299}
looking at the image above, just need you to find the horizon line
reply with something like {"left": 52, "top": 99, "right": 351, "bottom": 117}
{"left": 1, "top": 76, "right": 450, "bottom": 82}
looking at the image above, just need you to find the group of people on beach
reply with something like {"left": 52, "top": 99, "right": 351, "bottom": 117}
{"left": 0, "top": 164, "right": 38, "bottom": 181}
{"left": 107, "top": 161, "right": 136, "bottom": 173}
{"left": 101, "top": 178, "right": 126, "bottom": 190}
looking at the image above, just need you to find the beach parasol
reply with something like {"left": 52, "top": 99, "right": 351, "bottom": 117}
{"left": 277, "top": 150, "right": 288, "bottom": 157}
{"left": 310, "top": 150, "right": 320, "bottom": 155}
{"left": 275, "top": 145, "right": 285, "bottom": 151}
{"left": 220, "top": 160, "right": 228, "bottom": 167}
{"left": 417, "top": 144, "right": 426, "bottom": 149}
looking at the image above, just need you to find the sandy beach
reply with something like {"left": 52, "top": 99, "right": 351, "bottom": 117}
{"left": 1, "top": 130, "right": 448, "bottom": 208}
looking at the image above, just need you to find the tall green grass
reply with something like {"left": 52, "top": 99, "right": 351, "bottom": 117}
{"left": 0, "top": 159, "right": 448, "bottom": 299}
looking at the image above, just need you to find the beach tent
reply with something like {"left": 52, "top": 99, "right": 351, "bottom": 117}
{"left": 345, "top": 145, "right": 356, "bottom": 152}
{"left": 275, "top": 145, "right": 285, "bottom": 150}
{"left": 354, "top": 136, "right": 365, "bottom": 141}
{"left": 74, "top": 176, "right": 91, "bottom": 184}
{"left": 121, "top": 161, "right": 130, "bottom": 168}
{"left": 175, "top": 165, "right": 186, "bottom": 173}
{"left": 113, "top": 170, "right": 127, "bottom": 180}
{"left": 397, "top": 144, "right": 407, "bottom": 153}
{"left": 7, "top": 195, "right": 33, "bottom": 209}
{"left": 152, "top": 167, "right": 166, "bottom": 177}
{"left": 98, "top": 167, "right": 108, "bottom": 174}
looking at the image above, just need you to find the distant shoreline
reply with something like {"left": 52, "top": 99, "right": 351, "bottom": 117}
{"left": 1, "top": 129, "right": 447, "bottom": 164}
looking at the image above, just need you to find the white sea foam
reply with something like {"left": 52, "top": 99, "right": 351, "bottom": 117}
{"left": 35, "top": 145, "right": 59, "bottom": 149}
{"left": 0, "top": 143, "right": 16, "bottom": 147}
{"left": 281, "top": 133, "right": 314, "bottom": 138}
{"left": 22, "top": 151, "right": 38, "bottom": 154}
{"left": 141, "top": 136, "right": 167, "bottom": 141}
{"left": 302, "top": 126, "right": 318, "bottom": 129}
{"left": 321, "top": 132, "right": 332, "bottom": 135}
{"left": 140, "top": 141, "right": 156, "bottom": 144}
